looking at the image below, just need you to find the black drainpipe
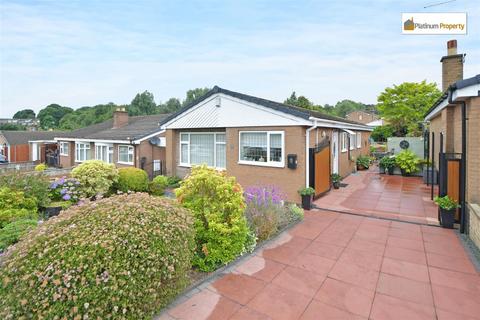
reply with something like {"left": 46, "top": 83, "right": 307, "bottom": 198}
{"left": 448, "top": 88, "right": 467, "bottom": 233}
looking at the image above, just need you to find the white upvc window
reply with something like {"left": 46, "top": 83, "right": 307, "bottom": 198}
{"left": 118, "top": 145, "right": 134, "bottom": 164}
{"left": 179, "top": 132, "right": 226, "bottom": 169}
{"left": 59, "top": 142, "right": 69, "bottom": 156}
{"left": 357, "top": 132, "right": 362, "bottom": 148}
{"left": 349, "top": 133, "right": 355, "bottom": 150}
{"left": 341, "top": 132, "right": 348, "bottom": 153}
{"left": 75, "top": 142, "right": 91, "bottom": 162}
{"left": 95, "top": 143, "right": 113, "bottom": 163}
{"left": 239, "top": 131, "right": 284, "bottom": 167}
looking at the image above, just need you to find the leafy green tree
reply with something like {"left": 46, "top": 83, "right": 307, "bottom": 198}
{"left": 59, "top": 103, "right": 116, "bottom": 130}
{"left": 0, "top": 124, "right": 26, "bottom": 131}
{"left": 377, "top": 81, "right": 441, "bottom": 136}
{"left": 333, "top": 100, "right": 367, "bottom": 118}
{"left": 183, "top": 88, "right": 210, "bottom": 107}
{"left": 13, "top": 109, "right": 35, "bottom": 119}
{"left": 128, "top": 91, "right": 157, "bottom": 116}
{"left": 284, "top": 91, "right": 317, "bottom": 110}
{"left": 371, "top": 125, "right": 395, "bottom": 142}
{"left": 37, "top": 104, "right": 73, "bottom": 129}
{"left": 158, "top": 98, "right": 182, "bottom": 114}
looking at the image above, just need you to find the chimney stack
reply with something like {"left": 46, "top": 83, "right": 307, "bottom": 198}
{"left": 441, "top": 39, "right": 465, "bottom": 92}
{"left": 113, "top": 107, "right": 128, "bottom": 129}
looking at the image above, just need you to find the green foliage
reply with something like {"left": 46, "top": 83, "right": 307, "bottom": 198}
{"left": 149, "top": 175, "right": 169, "bottom": 196}
{"left": 167, "top": 176, "right": 182, "bottom": 188}
{"left": 71, "top": 160, "right": 119, "bottom": 197}
{"left": 298, "top": 187, "right": 315, "bottom": 196}
{"left": 379, "top": 156, "right": 396, "bottom": 169}
{"left": 0, "top": 172, "right": 50, "bottom": 208}
{"left": 117, "top": 167, "right": 149, "bottom": 192}
{"left": 0, "top": 187, "right": 38, "bottom": 228}
{"left": 371, "top": 125, "right": 395, "bottom": 142}
{"left": 0, "top": 193, "right": 195, "bottom": 319}
{"left": 0, "top": 123, "right": 26, "bottom": 131}
{"left": 331, "top": 173, "right": 342, "bottom": 183}
{"left": 434, "top": 195, "right": 460, "bottom": 210}
{"left": 356, "top": 155, "right": 371, "bottom": 169}
{"left": 34, "top": 163, "right": 47, "bottom": 171}
{"left": 37, "top": 103, "right": 73, "bottom": 129}
{"left": 377, "top": 81, "right": 441, "bottom": 136}
{"left": 176, "top": 165, "right": 249, "bottom": 272}
{"left": 59, "top": 103, "right": 116, "bottom": 130}
{"left": 0, "top": 219, "right": 37, "bottom": 251}
{"left": 13, "top": 109, "right": 36, "bottom": 119}
{"left": 395, "top": 150, "right": 420, "bottom": 174}
{"left": 284, "top": 92, "right": 316, "bottom": 110}
{"left": 158, "top": 98, "right": 182, "bottom": 114}
{"left": 129, "top": 91, "right": 157, "bottom": 116}
{"left": 183, "top": 88, "right": 210, "bottom": 107}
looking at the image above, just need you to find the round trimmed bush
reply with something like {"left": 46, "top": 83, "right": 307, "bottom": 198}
{"left": 34, "top": 163, "right": 47, "bottom": 172}
{"left": 0, "top": 193, "right": 195, "bottom": 319}
{"left": 117, "top": 167, "right": 149, "bottom": 192}
{"left": 149, "top": 175, "right": 169, "bottom": 196}
{"left": 71, "top": 160, "right": 119, "bottom": 197}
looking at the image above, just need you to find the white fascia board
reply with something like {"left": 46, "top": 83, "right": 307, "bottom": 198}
{"left": 132, "top": 129, "right": 166, "bottom": 144}
{"left": 54, "top": 137, "right": 134, "bottom": 144}
{"left": 425, "top": 83, "right": 480, "bottom": 121}
{"left": 425, "top": 98, "right": 449, "bottom": 121}
{"left": 308, "top": 117, "right": 373, "bottom": 132}
{"left": 28, "top": 140, "right": 57, "bottom": 143}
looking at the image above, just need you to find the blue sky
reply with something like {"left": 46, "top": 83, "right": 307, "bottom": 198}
{"left": 0, "top": 0, "right": 479, "bottom": 118}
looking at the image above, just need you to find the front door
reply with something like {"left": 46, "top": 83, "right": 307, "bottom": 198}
{"left": 331, "top": 132, "right": 339, "bottom": 174}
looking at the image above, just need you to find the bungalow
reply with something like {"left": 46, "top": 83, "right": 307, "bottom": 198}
{"left": 424, "top": 40, "right": 480, "bottom": 246}
{"left": 54, "top": 109, "right": 171, "bottom": 177}
{"left": 150, "top": 86, "right": 372, "bottom": 202}
{"left": 0, "top": 130, "right": 61, "bottom": 163}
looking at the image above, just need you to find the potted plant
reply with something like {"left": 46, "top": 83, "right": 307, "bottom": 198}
{"left": 379, "top": 156, "right": 396, "bottom": 175}
{"left": 298, "top": 187, "right": 315, "bottom": 210}
{"left": 395, "top": 150, "right": 420, "bottom": 176}
{"left": 434, "top": 195, "right": 460, "bottom": 229}
{"left": 331, "top": 173, "right": 342, "bottom": 189}
{"left": 356, "top": 155, "right": 370, "bottom": 171}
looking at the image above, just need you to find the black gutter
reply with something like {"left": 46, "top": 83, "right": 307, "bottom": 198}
{"left": 448, "top": 89, "right": 467, "bottom": 233}
{"left": 431, "top": 132, "right": 435, "bottom": 201}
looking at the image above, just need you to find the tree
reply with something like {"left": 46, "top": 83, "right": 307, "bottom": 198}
{"left": 13, "top": 109, "right": 35, "bottom": 119}
{"left": 333, "top": 100, "right": 367, "bottom": 118}
{"left": 377, "top": 81, "right": 441, "bottom": 136}
{"left": 0, "top": 123, "right": 26, "bottom": 131}
{"left": 371, "top": 125, "right": 395, "bottom": 142}
{"left": 284, "top": 91, "right": 316, "bottom": 110}
{"left": 128, "top": 91, "right": 157, "bottom": 116}
{"left": 183, "top": 88, "right": 210, "bottom": 107}
{"left": 158, "top": 98, "right": 181, "bottom": 114}
{"left": 37, "top": 104, "right": 73, "bottom": 129}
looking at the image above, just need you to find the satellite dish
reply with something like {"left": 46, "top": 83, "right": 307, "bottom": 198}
{"left": 149, "top": 137, "right": 160, "bottom": 146}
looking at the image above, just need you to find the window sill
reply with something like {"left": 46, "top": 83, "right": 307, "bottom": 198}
{"left": 178, "top": 163, "right": 225, "bottom": 170}
{"left": 60, "top": 154, "right": 69, "bottom": 157}
{"left": 117, "top": 161, "right": 134, "bottom": 165}
{"left": 341, "top": 149, "right": 347, "bottom": 153}
{"left": 238, "top": 160, "right": 284, "bottom": 168}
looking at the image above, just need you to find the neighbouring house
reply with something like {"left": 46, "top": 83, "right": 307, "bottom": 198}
{"left": 366, "top": 118, "right": 385, "bottom": 127}
{"left": 150, "top": 86, "right": 372, "bottom": 202}
{"left": 0, "top": 130, "right": 61, "bottom": 163}
{"left": 424, "top": 39, "right": 480, "bottom": 247}
{"left": 345, "top": 110, "right": 379, "bottom": 125}
{"left": 54, "top": 109, "right": 171, "bottom": 177}
{"left": 0, "top": 118, "right": 39, "bottom": 131}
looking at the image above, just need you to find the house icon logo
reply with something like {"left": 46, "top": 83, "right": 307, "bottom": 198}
{"left": 404, "top": 17, "right": 414, "bottom": 31}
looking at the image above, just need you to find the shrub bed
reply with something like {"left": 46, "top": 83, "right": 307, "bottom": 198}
{"left": 117, "top": 167, "right": 149, "bottom": 192}
{"left": 176, "top": 165, "right": 251, "bottom": 272}
{"left": 0, "top": 187, "right": 38, "bottom": 228}
{"left": 0, "top": 193, "right": 195, "bottom": 319}
{"left": 149, "top": 175, "right": 169, "bottom": 196}
{"left": 71, "top": 160, "right": 119, "bottom": 197}
{"left": 0, "top": 219, "right": 37, "bottom": 251}
{"left": 0, "top": 172, "right": 50, "bottom": 208}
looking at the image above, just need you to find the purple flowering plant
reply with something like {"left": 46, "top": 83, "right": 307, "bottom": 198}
{"left": 49, "top": 176, "right": 83, "bottom": 203}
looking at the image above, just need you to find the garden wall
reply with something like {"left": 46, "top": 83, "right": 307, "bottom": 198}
{"left": 387, "top": 137, "right": 424, "bottom": 159}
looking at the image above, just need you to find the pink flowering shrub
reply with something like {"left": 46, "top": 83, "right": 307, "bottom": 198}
{"left": 0, "top": 193, "right": 195, "bottom": 319}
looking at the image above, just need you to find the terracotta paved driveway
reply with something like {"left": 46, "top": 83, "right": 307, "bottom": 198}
{"left": 159, "top": 210, "right": 480, "bottom": 320}
{"left": 314, "top": 169, "right": 439, "bottom": 225}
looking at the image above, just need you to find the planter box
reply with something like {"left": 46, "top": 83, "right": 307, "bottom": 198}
{"left": 422, "top": 168, "right": 438, "bottom": 185}
{"left": 301, "top": 195, "right": 313, "bottom": 210}
{"left": 439, "top": 207, "right": 455, "bottom": 229}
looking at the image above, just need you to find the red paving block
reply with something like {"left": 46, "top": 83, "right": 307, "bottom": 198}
{"left": 387, "top": 236, "right": 425, "bottom": 252}
{"left": 235, "top": 256, "right": 285, "bottom": 282}
{"left": 423, "top": 240, "right": 468, "bottom": 258}
{"left": 314, "top": 278, "right": 374, "bottom": 317}
{"left": 347, "top": 238, "right": 386, "bottom": 256}
{"left": 261, "top": 244, "right": 302, "bottom": 265}
{"left": 247, "top": 283, "right": 311, "bottom": 320}
{"left": 328, "top": 260, "right": 380, "bottom": 290}
{"left": 229, "top": 307, "right": 271, "bottom": 320}
{"left": 384, "top": 245, "right": 427, "bottom": 265}
{"left": 426, "top": 252, "right": 478, "bottom": 274}
{"left": 370, "top": 293, "right": 436, "bottom": 320}
{"left": 436, "top": 309, "right": 479, "bottom": 320}
{"left": 272, "top": 266, "right": 326, "bottom": 298}
{"left": 267, "top": 234, "right": 312, "bottom": 251}
{"left": 381, "top": 257, "right": 430, "bottom": 282}
{"left": 376, "top": 273, "right": 433, "bottom": 306}
{"left": 338, "top": 247, "right": 383, "bottom": 271}
{"left": 432, "top": 284, "right": 480, "bottom": 319}
{"left": 303, "top": 241, "right": 344, "bottom": 260}
{"left": 428, "top": 266, "right": 480, "bottom": 293}
{"left": 300, "top": 300, "right": 366, "bottom": 320}
{"left": 168, "top": 289, "right": 241, "bottom": 320}
{"left": 388, "top": 227, "right": 423, "bottom": 240}
{"left": 211, "top": 273, "right": 266, "bottom": 305}
{"left": 291, "top": 252, "right": 336, "bottom": 276}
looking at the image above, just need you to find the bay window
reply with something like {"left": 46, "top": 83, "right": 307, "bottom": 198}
{"left": 118, "top": 145, "right": 134, "bottom": 164}
{"left": 75, "top": 142, "right": 91, "bottom": 162}
{"left": 239, "top": 131, "right": 284, "bottom": 167}
{"left": 179, "top": 133, "right": 226, "bottom": 169}
{"left": 95, "top": 143, "right": 113, "bottom": 163}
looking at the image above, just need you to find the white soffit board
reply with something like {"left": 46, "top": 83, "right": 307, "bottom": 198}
{"left": 166, "top": 94, "right": 312, "bottom": 129}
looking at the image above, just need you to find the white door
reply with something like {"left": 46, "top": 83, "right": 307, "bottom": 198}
{"left": 32, "top": 143, "right": 38, "bottom": 161}
{"left": 331, "top": 132, "right": 339, "bottom": 174}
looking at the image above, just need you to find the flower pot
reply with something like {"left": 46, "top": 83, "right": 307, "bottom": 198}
{"left": 357, "top": 164, "right": 366, "bottom": 171}
{"left": 400, "top": 169, "right": 409, "bottom": 177}
{"left": 379, "top": 166, "right": 385, "bottom": 174}
{"left": 439, "top": 207, "right": 455, "bottom": 229}
{"left": 45, "top": 206, "right": 62, "bottom": 219}
{"left": 301, "top": 194, "right": 313, "bottom": 210}
{"left": 333, "top": 182, "right": 340, "bottom": 189}
{"left": 387, "top": 167, "right": 395, "bottom": 175}
{"left": 423, "top": 168, "right": 438, "bottom": 184}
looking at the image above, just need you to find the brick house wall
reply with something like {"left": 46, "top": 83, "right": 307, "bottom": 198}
{"left": 345, "top": 111, "right": 378, "bottom": 125}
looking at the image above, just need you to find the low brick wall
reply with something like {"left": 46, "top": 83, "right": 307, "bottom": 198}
{"left": 468, "top": 203, "right": 480, "bottom": 250}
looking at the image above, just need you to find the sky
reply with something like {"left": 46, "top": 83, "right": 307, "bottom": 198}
{"left": 0, "top": 0, "right": 479, "bottom": 118}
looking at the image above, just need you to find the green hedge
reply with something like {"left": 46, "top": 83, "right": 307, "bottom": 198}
{"left": 0, "top": 187, "right": 38, "bottom": 228}
{"left": 0, "top": 219, "right": 37, "bottom": 251}
{"left": 71, "top": 160, "right": 119, "bottom": 197}
{"left": 0, "top": 193, "right": 195, "bottom": 319}
{"left": 117, "top": 167, "right": 149, "bottom": 192}
{"left": 149, "top": 175, "right": 169, "bottom": 196}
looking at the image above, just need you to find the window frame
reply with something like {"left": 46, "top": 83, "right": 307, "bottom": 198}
{"left": 95, "top": 143, "right": 114, "bottom": 163}
{"left": 59, "top": 142, "right": 69, "bottom": 156}
{"left": 75, "top": 142, "right": 91, "bottom": 163}
{"left": 238, "top": 130, "right": 285, "bottom": 168}
{"left": 349, "top": 133, "right": 355, "bottom": 151}
{"left": 118, "top": 145, "right": 134, "bottom": 165}
{"left": 356, "top": 132, "right": 362, "bottom": 149}
{"left": 341, "top": 132, "right": 348, "bottom": 153}
{"left": 179, "top": 132, "right": 226, "bottom": 169}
